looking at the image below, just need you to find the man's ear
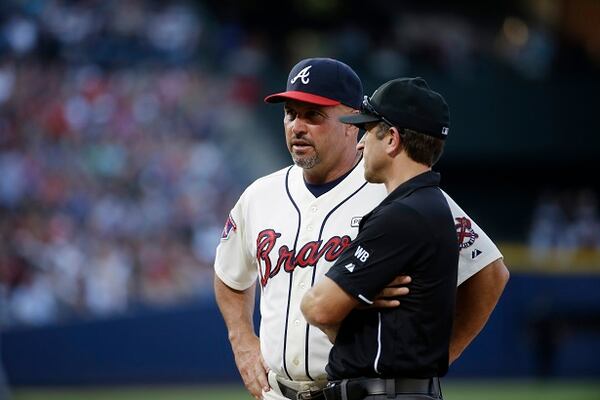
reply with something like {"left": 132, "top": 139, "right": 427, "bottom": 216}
{"left": 344, "top": 122, "right": 360, "bottom": 137}
{"left": 386, "top": 127, "right": 402, "bottom": 156}
{"left": 342, "top": 108, "right": 361, "bottom": 137}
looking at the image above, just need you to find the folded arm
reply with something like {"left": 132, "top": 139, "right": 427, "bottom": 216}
{"left": 301, "top": 276, "right": 360, "bottom": 343}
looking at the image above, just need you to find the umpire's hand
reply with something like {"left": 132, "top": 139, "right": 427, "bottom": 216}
{"left": 360, "top": 275, "right": 411, "bottom": 309}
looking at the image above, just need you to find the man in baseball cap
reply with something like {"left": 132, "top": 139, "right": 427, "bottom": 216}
{"left": 341, "top": 77, "right": 451, "bottom": 182}
{"left": 262, "top": 58, "right": 365, "bottom": 184}
{"left": 340, "top": 77, "right": 450, "bottom": 140}
{"left": 302, "top": 77, "right": 460, "bottom": 399}
{"left": 265, "top": 57, "right": 363, "bottom": 109}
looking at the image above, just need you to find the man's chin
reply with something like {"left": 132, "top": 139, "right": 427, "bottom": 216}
{"left": 364, "top": 171, "right": 382, "bottom": 184}
{"left": 292, "top": 155, "right": 319, "bottom": 170}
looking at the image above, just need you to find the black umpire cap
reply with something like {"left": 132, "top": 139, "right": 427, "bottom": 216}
{"left": 340, "top": 77, "right": 450, "bottom": 140}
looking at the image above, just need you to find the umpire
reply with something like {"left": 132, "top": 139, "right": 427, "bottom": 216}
{"left": 301, "top": 77, "right": 458, "bottom": 400}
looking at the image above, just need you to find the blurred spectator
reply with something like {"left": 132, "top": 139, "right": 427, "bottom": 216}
{"left": 529, "top": 191, "right": 569, "bottom": 257}
{"left": 494, "top": 17, "right": 556, "bottom": 80}
{"left": 0, "top": 336, "right": 10, "bottom": 400}
{"left": 567, "top": 190, "right": 600, "bottom": 250}
{"left": 529, "top": 189, "right": 600, "bottom": 266}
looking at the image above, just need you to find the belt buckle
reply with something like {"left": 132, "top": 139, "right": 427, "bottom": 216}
{"left": 296, "top": 388, "right": 314, "bottom": 399}
{"left": 296, "top": 388, "right": 323, "bottom": 400}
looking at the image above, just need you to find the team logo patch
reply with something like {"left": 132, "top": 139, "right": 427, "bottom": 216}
{"left": 290, "top": 65, "right": 312, "bottom": 84}
{"left": 344, "top": 263, "right": 355, "bottom": 273}
{"left": 350, "top": 216, "right": 362, "bottom": 228}
{"left": 221, "top": 214, "right": 237, "bottom": 240}
{"left": 455, "top": 217, "right": 479, "bottom": 249}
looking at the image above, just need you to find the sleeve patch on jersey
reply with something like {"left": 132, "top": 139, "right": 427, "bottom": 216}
{"left": 353, "top": 244, "right": 372, "bottom": 264}
{"left": 221, "top": 214, "right": 237, "bottom": 240}
{"left": 455, "top": 217, "right": 479, "bottom": 249}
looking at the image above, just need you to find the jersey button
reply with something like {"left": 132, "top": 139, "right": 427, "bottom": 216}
{"left": 299, "top": 282, "right": 305, "bottom": 289}
{"left": 293, "top": 358, "right": 299, "bottom": 366}
{"left": 307, "top": 225, "right": 313, "bottom": 231}
{"left": 310, "top": 206, "right": 318, "bottom": 213}
{"left": 294, "top": 319, "right": 300, "bottom": 326}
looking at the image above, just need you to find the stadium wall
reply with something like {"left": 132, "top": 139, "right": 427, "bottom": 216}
{"left": 2, "top": 273, "right": 599, "bottom": 385}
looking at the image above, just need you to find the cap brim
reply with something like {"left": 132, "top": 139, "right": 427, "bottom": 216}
{"left": 338, "top": 112, "right": 382, "bottom": 127}
{"left": 264, "top": 91, "right": 340, "bottom": 106}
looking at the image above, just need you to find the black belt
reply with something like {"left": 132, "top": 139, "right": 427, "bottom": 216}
{"left": 278, "top": 377, "right": 442, "bottom": 400}
{"left": 278, "top": 381, "right": 326, "bottom": 399}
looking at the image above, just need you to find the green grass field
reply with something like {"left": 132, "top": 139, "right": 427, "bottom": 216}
{"left": 11, "top": 381, "right": 600, "bottom": 400}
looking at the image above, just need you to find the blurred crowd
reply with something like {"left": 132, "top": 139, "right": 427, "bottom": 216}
{"left": 1, "top": 0, "right": 596, "bottom": 80}
{"left": 0, "top": 62, "right": 267, "bottom": 327}
{"left": 529, "top": 189, "right": 600, "bottom": 264}
{"left": 0, "top": 0, "right": 597, "bottom": 327}
{"left": 0, "top": 0, "right": 280, "bottom": 328}
{"left": 0, "top": 0, "right": 203, "bottom": 64}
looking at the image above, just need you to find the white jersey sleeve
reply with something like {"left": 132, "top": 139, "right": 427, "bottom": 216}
{"left": 214, "top": 189, "right": 257, "bottom": 291}
{"left": 442, "top": 190, "right": 503, "bottom": 285}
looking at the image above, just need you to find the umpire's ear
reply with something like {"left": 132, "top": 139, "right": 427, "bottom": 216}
{"left": 386, "top": 126, "right": 402, "bottom": 157}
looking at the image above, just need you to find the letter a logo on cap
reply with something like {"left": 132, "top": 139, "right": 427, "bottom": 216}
{"left": 291, "top": 65, "right": 312, "bottom": 85}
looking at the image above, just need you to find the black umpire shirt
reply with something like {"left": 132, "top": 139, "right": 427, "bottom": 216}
{"left": 325, "top": 170, "right": 459, "bottom": 380}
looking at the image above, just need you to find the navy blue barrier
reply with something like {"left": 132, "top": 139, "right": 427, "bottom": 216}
{"left": 448, "top": 272, "right": 600, "bottom": 378}
{"left": 2, "top": 273, "right": 600, "bottom": 386}
{"left": 2, "top": 302, "right": 242, "bottom": 385}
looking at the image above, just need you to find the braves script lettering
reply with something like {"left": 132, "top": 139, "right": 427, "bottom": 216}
{"left": 256, "top": 229, "right": 352, "bottom": 287}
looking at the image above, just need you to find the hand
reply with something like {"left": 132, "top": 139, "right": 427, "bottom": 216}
{"left": 360, "top": 275, "right": 411, "bottom": 309}
{"left": 232, "top": 334, "right": 271, "bottom": 399}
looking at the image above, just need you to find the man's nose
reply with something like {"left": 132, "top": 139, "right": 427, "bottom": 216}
{"left": 356, "top": 135, "right": 365, "bottom": 151}
{"left": 292, "top": 116, "right": 308, "bottom": 135}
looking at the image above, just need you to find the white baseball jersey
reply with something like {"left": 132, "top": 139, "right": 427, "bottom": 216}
{"left": 214, "top": 159, "right": 502, "bottom": 383}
